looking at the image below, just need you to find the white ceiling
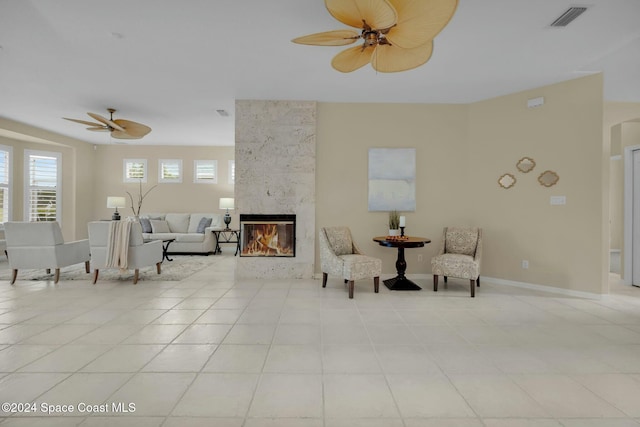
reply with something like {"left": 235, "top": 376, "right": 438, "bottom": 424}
{"left": 1, "top": 0, "right": 639, "bottom": 146}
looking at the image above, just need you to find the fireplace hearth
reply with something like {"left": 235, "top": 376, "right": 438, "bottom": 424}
{"left": 240, "top": 214, "right": 296, "bottom": 257}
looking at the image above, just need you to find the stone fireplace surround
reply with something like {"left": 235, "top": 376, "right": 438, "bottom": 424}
{"left": 234, "top": 100, "right": 316, "bottom": 279}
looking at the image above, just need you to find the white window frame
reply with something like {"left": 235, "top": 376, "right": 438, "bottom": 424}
{"left": 123, "top": 158, "right": 147, "bottom": 183}
{"left": 194, "top": 160, "right": 218, "bottom": 184}
{"left": 228, "top": 160, "right": 235, "bottom": 185}
{"left": 0, "top": 145, "right": 13, "bottom": 223}
{"left": 24, "top": 149, "right": 62, "bottom": 223}
{"left": 158, "top": 159, "right": 182, "bottom": 183}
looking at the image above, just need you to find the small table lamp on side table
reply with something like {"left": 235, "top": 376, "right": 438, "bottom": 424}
{"left": 107, "top": 196, "right": 126, "bottom": 221}
{"left": 219, "top": 197, "right": 234, "bottom": 231}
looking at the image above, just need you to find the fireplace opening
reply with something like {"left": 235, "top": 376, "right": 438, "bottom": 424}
{"left": 240, "top": 214, "right": 296, "bottom": 257}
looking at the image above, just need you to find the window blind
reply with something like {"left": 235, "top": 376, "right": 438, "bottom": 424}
{"left": 0, "top": 149, "right": 10, "bottom": 222}
{"left": 26, "top": 152, "right": 59, "bottom": 222}
{"left": 194, "top": 160, "right": 217, "bottom": 183}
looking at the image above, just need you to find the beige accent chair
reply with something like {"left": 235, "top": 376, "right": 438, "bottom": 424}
{"left": 319, "top": 226, "right": 382, "bottom": 299}
{"left": 4, "top": 221, "right": 90, "bottom": 284}
{"left": 88, "top": 221, "right": 163, "bottom": 284}
{"left": 431, "top": 227, "right": 482, "bottom": 297}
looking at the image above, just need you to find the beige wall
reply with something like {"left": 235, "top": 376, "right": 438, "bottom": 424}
{"left": 468, "top": 74, "right": 604, "bottom": 294}
{"left": 0, "top": 118, "right": 95, "bottom": 240}
{"left": 317, "top": 103, "right": 470, "bottom": 275}
{"left": 91, "top": 145, "right": 235, "bottom": 222}
{"left": 316, "top": 74, "right": 608, "bottom": 294}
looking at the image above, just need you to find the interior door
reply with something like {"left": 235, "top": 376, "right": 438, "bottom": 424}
{"left": 633, "top": 149, "right": 640, "bottom": 286}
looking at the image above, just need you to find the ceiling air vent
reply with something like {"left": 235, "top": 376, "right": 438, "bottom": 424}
{"left": 550, "top": 7, "right": 587, "bottom": 27}
{"left": 216, "top": 109, "right": 230, "bottom": 117}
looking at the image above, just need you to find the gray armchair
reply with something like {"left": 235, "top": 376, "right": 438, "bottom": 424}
{"left": 319, "top": 226, "right": 382, "bottom": 299}
{"left": 4, "top": 221, "right": 90, "bottom": 284}
{"left": 431, "top": 227, "right": 482, "bottom": 297}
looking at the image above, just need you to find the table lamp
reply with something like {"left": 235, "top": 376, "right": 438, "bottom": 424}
{"left": 107, "top": 196, "right": 126, "bottom": 220}
{"left": 219, "top": 197, "right": 234, "bottom": 230}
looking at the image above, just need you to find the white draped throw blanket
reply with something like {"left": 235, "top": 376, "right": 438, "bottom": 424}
{"left": 106, "top": 220, "right": 132, "bottom": 270}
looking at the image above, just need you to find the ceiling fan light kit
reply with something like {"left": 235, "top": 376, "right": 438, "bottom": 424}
{"left": 63, "top": 108, "right": 151, "bottom": 140}
{"left": 293, "top": 0, "right": 458, "bottom": 73}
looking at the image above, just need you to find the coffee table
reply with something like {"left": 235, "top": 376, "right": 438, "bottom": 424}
{"left": 144, "top": 238, "right": 175, "bottom": 262}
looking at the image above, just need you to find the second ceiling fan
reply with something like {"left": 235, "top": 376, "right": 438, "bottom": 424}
{"left": 63, "top": 108, "right": 152, "bottom": 140}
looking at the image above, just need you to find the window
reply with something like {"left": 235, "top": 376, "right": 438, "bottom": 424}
{"left": 24, "top": 150, "right": 61, "bottom": 222}
{"left": 0, "top": 145, "right": 12, "bottom": 223}
{"left": 123, "top": 159, "right": 147, "bottom": 183}
{"left": 228, "top": 160, "right": 235, "bottom": 184}
{"left": 158, "top": 159, "right": 182, "bottom": 183}
{"left": 194, "top": 160, "right": 218, "bottom": 184}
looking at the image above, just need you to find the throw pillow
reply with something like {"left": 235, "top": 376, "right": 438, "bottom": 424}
{"left": 326, "top": 228, "right": 353, "bottom": 256}
{"left": 139, "top": 218, "right": 152, "bottom": 233}
{"left": 196, "top": 217, "right": 213, "bottom": 233}
{"left": 150, "top": 219, "right": 171, "bottom": 233}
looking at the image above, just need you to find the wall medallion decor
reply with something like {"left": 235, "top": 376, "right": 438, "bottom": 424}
{"left": 516, "top": 157, "right": 536, "bottom": 173}
{"left": 538, "top": 170, "right": 559, "bottom": 187}
{"left": 498, "top": 173, "right": 516, "bottom": 189}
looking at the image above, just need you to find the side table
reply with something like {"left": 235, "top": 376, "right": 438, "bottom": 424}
{"left": 373, "top": 236, "right": 431, "bottom": 290}
{"left": 212, "top": 229, "right": 240, "bottom": 255}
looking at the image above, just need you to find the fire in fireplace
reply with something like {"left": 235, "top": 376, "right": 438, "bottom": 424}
{"left": 239, "top": 214, "right": 296, "bottom": 257}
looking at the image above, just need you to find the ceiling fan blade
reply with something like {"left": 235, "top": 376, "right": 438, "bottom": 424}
{"left": 293, "top": 30, "right": 360, "bottom": 46}
{"left": 87, "top": 112, "right": 126, "bottom": 132}
{"left": 86, "top": 112, "right": 110, "bottom": 125}
{"left": 113, "top": 119, "right": 152, "bottom": 138}
{"left": 331, "top": 45, "right": 376, "bottom": 72}
{"left": 110, "top": 130, "right": 142, "bottom": 140}
{"left": 325, "top": 0, "right": 397, "bottom": 30}
{"left": 63, "top": 117, "right": 104, "bottom": 127}
{"left": 385, "top": 0, "right": 458, "bottom": 48}
{"left": 86, "top": 127, "right": 110, "bottom": 132}
{"left": 371, "top": 41, "right": 433, "bottom": 72}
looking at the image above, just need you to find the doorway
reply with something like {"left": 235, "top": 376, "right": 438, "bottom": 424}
{"left": 624, "top": 144, "right": 640, "bottom": 286}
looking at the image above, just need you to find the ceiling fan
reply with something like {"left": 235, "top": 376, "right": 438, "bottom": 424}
{"left": 292, "top": 0, "right": 458, "bottom": 73}
{"left": 63, "top": 108, "right": 152, "bottom": 140}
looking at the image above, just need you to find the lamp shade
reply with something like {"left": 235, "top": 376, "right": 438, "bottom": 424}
{"left": 107, "top": 196, "right": 126, "bottom": 209}
{"left": 219, "top": 198, "right": 234, "bottom": 210}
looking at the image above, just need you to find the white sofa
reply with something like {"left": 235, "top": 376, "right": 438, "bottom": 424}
{"left": 139, "top": 213, "right": 223, "bottom": 255}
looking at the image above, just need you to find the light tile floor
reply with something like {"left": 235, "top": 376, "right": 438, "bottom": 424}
{"left": 0, "top": 256, "right": 639, "bottom": 426}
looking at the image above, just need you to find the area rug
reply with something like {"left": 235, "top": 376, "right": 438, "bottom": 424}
{"left": 0, "top": 255, "right": 220, "bottom": 282}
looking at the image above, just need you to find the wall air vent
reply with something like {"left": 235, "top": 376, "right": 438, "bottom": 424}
{"left": 550, "top": 7, "right": 587, "bottom": 27}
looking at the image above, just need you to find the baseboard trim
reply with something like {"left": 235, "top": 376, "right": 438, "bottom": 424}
{"left": 314, "top": 273, "right": 605, "bottom": 299}
{"left": 482, "top": 276, "right": 605, "bottom": 300}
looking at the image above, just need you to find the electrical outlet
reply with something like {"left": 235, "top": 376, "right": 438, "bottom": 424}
{"left": 417, "top": 254, "right": 424, "bottom": 262}
{"left": 522, "top": 260, "right": 529, "bottom": 269}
